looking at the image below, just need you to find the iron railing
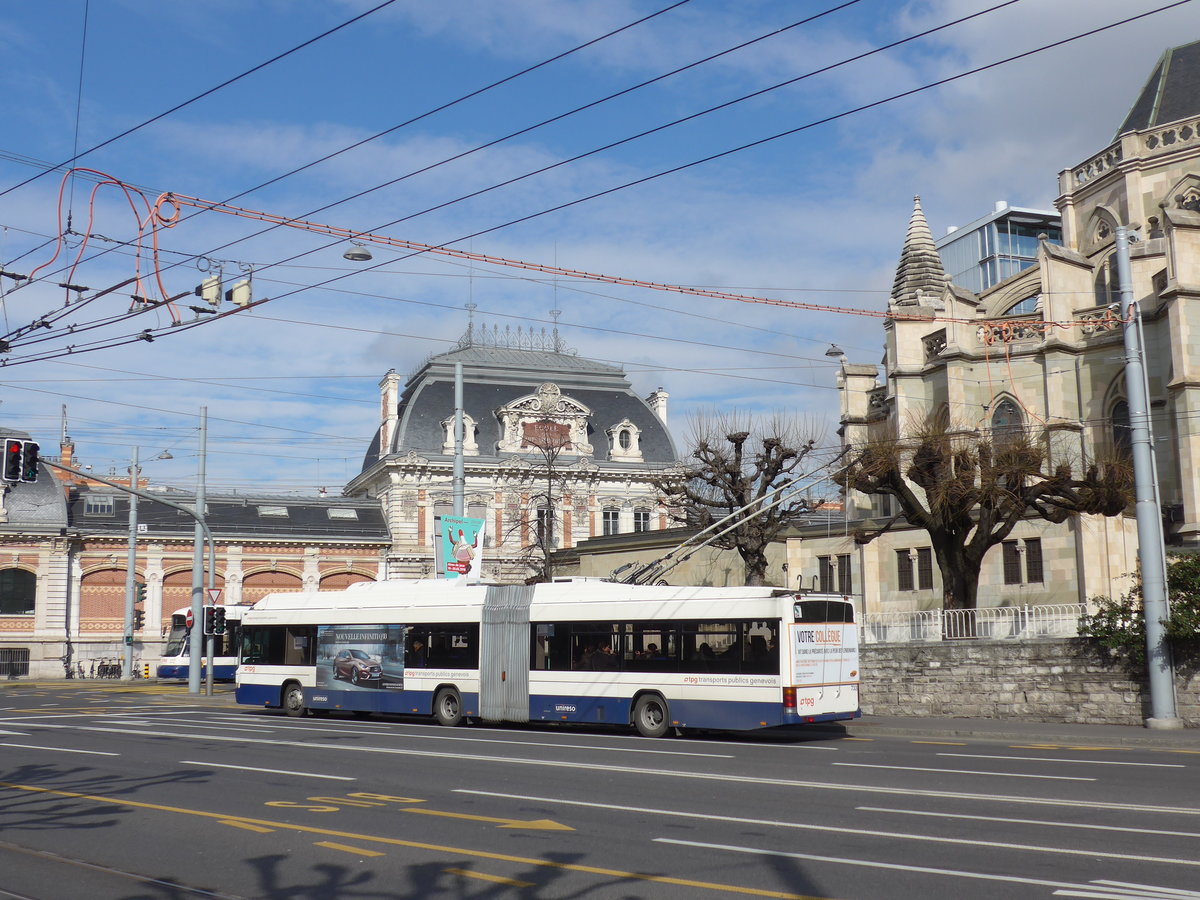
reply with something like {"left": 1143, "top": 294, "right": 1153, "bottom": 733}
{"left": 859, "top": 604, "right": 1086, "bottom": 644}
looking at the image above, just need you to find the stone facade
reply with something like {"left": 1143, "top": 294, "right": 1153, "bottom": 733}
{"left": 862, "top": 640, "right": 1199, "bottom": 727}
{"left": 790, "top": 40, "right": 1200, "bottom": 615}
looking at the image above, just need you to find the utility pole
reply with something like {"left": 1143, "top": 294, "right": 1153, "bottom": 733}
{"left": 188, "top": 407, "right": 208, "bottom": 695}
{"left": 122, "top": 446, "right": 139, "bottom": 680}
{"left": 453, "top": 362, "right": 464, "bottom": 517}
{"left": 1116, "top": 225, "right": 1181, "bottom": 729}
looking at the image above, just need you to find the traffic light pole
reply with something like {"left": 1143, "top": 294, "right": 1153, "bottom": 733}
{"left": 122, "top": 447, "right": 140, "bottom": 680}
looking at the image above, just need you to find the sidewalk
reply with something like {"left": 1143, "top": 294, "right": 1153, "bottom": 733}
{"left": 833, "top": 713, "right": 1200, "bottom": 750}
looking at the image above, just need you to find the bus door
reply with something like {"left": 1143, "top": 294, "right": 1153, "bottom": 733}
{"left": 480, "top": 585, "right": 535, "bottom": 724}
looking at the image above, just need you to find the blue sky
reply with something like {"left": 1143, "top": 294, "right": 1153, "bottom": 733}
{"left": 0, "top": 0, "right": 1193, "bottom": 493}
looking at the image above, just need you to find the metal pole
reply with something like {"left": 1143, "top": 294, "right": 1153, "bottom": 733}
{"left": 122, "top": 447, "right": 139, "bottom": 680}
{"left": 188, "top": 408, "right": 207, "bottom": 694}
{"left": 453, "top": 362, "right": 464, "bottom": 517}
{"left": 1115, "top": 226, "right": 1180, "bottom": 728}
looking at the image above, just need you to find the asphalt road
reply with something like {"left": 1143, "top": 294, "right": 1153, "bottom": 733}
{"left": 2, "top": 682, "right": 1199, "bottom": 900}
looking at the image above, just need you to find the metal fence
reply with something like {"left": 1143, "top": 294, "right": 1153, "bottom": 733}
{"left": 1, "top": 647, "right": 30, "bottom": 678}
{"left": 859, "top": 604, "right": 1086, "bottom": 644}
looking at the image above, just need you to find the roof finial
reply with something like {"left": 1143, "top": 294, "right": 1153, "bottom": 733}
{"left": 891, "top": 194, "right": 948, "bottom": 307}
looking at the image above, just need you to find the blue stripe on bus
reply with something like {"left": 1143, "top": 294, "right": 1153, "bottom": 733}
{"left": 157, "top": 664, "right": 237, "bottom": 681}
{"left": 236, "top": 682, "right": 858, "bottom": 730}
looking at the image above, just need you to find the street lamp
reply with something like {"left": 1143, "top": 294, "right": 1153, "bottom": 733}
{"left": 343, "top": 242, "right": 372, "bottom": 262}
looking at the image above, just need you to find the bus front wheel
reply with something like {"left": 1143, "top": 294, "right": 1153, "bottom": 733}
{"left": 633, "top": 694, "right": 670, "bottom": 738}
{"left": 433, "top": 688, "right": 463, "bottom": 727}
{"left": 283, "top": 683, "right": 307, "bottom": 718}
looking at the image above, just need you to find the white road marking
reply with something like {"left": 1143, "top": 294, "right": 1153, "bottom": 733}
{"left": 8, "top": 720, "right": 1200, "bottom": 818}
{"left": 460, "top": 789, "right": 1200, "bottom": 868}
{"left": 655, "top": 838, "right": 1200, "bottom": 894}
{"left": 0, "top": 730, "right": 30, "bottom": 736}
{"left": 937, "top": 753, "right": 1186, "bottom": 768}
{"left": 123, "top": 713, "right": 736, "bottom": 758}
{"left": 0, "top": 743, "right": 119, "bottom": 756}
{"left": 832, "top": 762, "right": 1095, "bottom": 781}
{"left": 106, "top": 718, "right": 278, "bottom": 733}
{"left": 179, "top": 760, "right": 355, "bottom": 781}
{"left": 1053, "top": 879, "right": 1200, "bottom": 898}
{"left": 858, "top": 806, "right": 1200, "bottom": 839}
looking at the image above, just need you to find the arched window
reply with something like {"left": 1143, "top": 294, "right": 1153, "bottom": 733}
{"left": 1094, "top": 255, "right": 1118, "bottom": 307}
{"left": 1003, "top": 295, "right": 1040, "bottom": 316}
{"left": 0, "top": 568, "right": 36, "bottom": 615}
{"left": 990, "top": 398, "right": 1023, "bottom": 444}
{"left": 1111, "top": 399, "right": 1131, "bottom": 458}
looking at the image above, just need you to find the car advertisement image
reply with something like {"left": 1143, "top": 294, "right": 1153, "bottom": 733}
{"left": 316, "top": 624, "right": 406, "bottom": 690}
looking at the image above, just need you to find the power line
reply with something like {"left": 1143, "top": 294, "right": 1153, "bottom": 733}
{"left": 0, "top": 0, "right": 403, "bottom": 200}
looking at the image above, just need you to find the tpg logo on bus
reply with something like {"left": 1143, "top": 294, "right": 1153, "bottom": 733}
{"left": 795, "top": 628, "right": 842, "bottom": 645}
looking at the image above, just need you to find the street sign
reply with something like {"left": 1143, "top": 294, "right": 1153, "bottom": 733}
{"left": 185, "top": 609, "right": 194, "bottom": 628}
{"left": 207, "top": 589, "right": 222, "bottom": 605}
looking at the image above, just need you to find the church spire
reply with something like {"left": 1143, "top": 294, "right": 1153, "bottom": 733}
{"left": 891, "top": 195, "right": 948, "bottom": 307}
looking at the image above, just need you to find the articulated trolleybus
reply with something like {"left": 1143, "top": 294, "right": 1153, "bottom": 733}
{"left": 158, "top": 605, "right": 245, "bottom": 680}
{"left": 236, "top": 579, "right": 858, "bottom": 736}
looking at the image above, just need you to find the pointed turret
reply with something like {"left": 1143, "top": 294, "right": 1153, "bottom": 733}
{"left": 891, "top": 196, "right": 948, "bottom": 307}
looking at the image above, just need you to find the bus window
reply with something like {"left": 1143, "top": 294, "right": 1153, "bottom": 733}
{"left": 283, "top": 627, "right": 316, "bottom": 666}
{"left": 240, "top": 625, "right": 285, "bottom": 665}
{"left": 629, "top": 622, "right": 678, "bottom": 672}
{"left": 411, "top": 623, "right": 478, "bottom": 668}
{"left": 795, "top": 600, "right": 855, "bottom": 624}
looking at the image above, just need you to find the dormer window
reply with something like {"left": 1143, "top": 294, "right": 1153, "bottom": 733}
{"left": 441, "top": 413, "right": 479, "bottom": 456}
{"left": 607, "top": 419, "right": 643, "bottom": 461}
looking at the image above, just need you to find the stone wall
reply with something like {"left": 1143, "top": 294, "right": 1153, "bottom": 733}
{"left": 862, "top": 639, "right": 1198, "bottom": 726}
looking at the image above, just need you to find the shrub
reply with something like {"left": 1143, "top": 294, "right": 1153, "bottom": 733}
{"left": 1080, "top": 554, "right": 1200, "bottom": 673}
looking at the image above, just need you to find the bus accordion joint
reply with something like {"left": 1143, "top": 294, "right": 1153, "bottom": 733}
{"left": 782, "top": 687, "right": 797, "bottom": 710}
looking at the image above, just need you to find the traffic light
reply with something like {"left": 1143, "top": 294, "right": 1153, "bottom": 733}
{"left": 212, "top": 606, "right": 227, "bottom": 636}
{"left": 133, "top": 583, "right": 146, "bottom": 630}
{"left": 3, "top": 439, "right": 22, "bottom": 482}
{"left": 20, "top": 441, "right": 38, "bottom": 482}
{"left": 202, "top": 606, "right": 215, "bottom": 636}
{"left": 2, "top": 439, "right": 40, "bottom": 483}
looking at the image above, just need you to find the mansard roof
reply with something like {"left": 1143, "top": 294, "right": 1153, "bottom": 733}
{"left": 891, "top": 196, "right": 949, "bottom": 306}
{"left": 1117, "top": 38, "right": 1200, "bottom": 137}
{"left": 363, "top": 336, "right": 677, "bottom": 470}
{"left": 67, "top": 487, "right": 389, "bottom": 543}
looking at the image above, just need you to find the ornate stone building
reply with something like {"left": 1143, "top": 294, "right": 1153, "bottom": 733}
{"left": 789, "top": 39, "right": 1200, "bottom": 614}
{"left": 346, "top": 325, "right": 678, "bottom": 580}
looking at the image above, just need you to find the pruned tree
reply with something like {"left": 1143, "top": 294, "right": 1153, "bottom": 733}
{"left": 656, "top": 412, "right": 824, "bottom": 586}
{"left": 837, "top": 417, "right": 1132, "bottom": 611}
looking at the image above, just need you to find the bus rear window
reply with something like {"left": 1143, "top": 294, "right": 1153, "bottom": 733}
{"left": 794, "top": 600, "right": 855, "bottom": 624}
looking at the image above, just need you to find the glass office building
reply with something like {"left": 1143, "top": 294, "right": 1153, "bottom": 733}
{"left": 936, "top": 203, "right": 1062, "bottom": 294}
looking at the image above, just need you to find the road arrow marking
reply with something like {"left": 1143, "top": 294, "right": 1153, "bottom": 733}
{"left": 402, "top": 806, "right": 573, "bottom": 831}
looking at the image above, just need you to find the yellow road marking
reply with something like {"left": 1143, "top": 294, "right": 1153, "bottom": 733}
{"left": 315, "top": 841, "right": 386, "bottom": 858}
{"left": 445, "top": 867, "right": 534, "bottom": 887}
{"left": 911, "top": 741, "right": 967, "bottom": 746}
{"left": 842, "top": 737, "right": 872, "bottom": 741}
{"left": 220, "top": 819, "right": 274, "bottom": 833}
{"left": 401, "top": 806, "right": 573, "bottom": 831}
{"left": 0, "top": 781, "right": 826, "bottom": 899}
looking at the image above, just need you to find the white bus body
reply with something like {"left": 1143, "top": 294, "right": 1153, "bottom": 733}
{"left": 235, "top": 580, "right": 859, "bottom": 736}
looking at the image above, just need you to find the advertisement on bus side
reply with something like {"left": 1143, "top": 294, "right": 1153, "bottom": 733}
{"left": 316, "top": 624, "right": 406, "bottom": 691}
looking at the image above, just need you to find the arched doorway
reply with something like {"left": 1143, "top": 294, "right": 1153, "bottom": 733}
{"left": 241, "top": 570, "right": 303, "bottom": 606}
{"left": 319, "top": 572, "right": 374, "bottom": 591}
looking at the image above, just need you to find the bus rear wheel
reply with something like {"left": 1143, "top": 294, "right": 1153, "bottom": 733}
{"left": 282, "top": 682, "right": 307, "bottom": 718}
{"left": 433, "top": 688, "right": 463, "bottom": 727}
{"left": 633, "top": 694, "right": 670, "bottom": 738}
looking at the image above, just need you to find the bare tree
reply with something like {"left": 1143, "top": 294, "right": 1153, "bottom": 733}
{"left": 504, "top": 419, "right": 572, "bottom": 583}
{"left": 657, "top": 412, "right": 825, "bottom": 586}
{"left": 837, "top": 417, "right": 1131, "bottom": 611}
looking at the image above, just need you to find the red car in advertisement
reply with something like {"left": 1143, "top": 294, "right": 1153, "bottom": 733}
{"left": 332, "top": 648, "right": 383, "bottom": 685}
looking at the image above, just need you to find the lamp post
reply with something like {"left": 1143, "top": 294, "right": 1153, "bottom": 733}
{"left": 1115, "top": 226, "right": 1180, "bottom": 729}
{"left": 122, "top": 447, "right": 139, "bottom": 680}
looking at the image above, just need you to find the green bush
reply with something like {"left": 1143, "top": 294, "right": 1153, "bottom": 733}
{"left": 1080, "top": 554, "right": 1200, "bottom": 672}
